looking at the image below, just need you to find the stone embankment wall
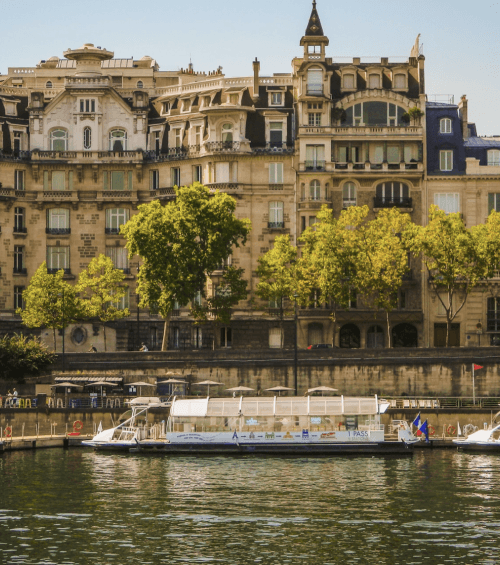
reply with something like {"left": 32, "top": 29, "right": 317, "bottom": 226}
{"left": 43, "top": 347, "right": 500, "bottom": 397}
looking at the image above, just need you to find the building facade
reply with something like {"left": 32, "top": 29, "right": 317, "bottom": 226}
{"left": 0, "top": 2, "right": 495, "bottom": 351}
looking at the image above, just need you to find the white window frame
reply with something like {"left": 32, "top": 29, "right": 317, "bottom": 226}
{"left": 47, "top": 208, "right": 70, "bottom": 230}
{"left": 434, "top": 193, "right": 460, "bottom": 214}
{"left": 14, "top": 170, "right": 25, "bottom": 191}
{"left": 106, "top": 247, "right": 129, "bottom": 271}
{"left": 269, "top": 92, "right": 284, "bottom": 106}
{"left": 440, "top": 118, "right": 452, "bottom": 134}
{"left": 83, "top": 126, "right": 92, "bottom": 150}
{"left": 221, "top": 123, "right": 233, "bottom": 143}
{"left": 47, "top": 246, "right": 69, "bottom": 271}
{"left": 106, "top": 208, "right": 129, "bottom": 231}
{"left": 269, "top": 163, "right": 283, "bottom": 184}
{"left": 269, "top": 327, "right": 283, "bottom": 349}
{"left": 308, "top": 112, "right": 321, "bottom": 126}
{"left": 269, "top": 201, "right": 284, "bottom": 227}
{"left": 307, "top": 67, "right": 323, "bottom": 95}
{"left": 487, "top": 150, "right": 500, "bottom": 167}
{"left": 368, "top": 74, "right": 381, "bottom": 89}
{"left": 342, "top": 182, "right": 357, "bottom": 208}
{"left": 50, "top": 129, "right": 68, "bottom": 151}
{"left": 309, "top": 180, "right": 321, "bottom": 200}
{"left": 488, "top": 194, "right": 500, "bottom": 213}
{"left": 109, "top": 129, "right": 128, "bottom": 151}
{"left": 394, "top": 73, "right": 406, "bottom": 89}
{"left": 343, "top": 74, "right": 355, "bottom": 90}
{"left": 193, "top": 164, "right": 203, "bottom": 183}
{"left": 440, "top": 150, "right": 453, "bottom": 171}
{"left": 51, "top": 171, "right": 66, "bottom": 191}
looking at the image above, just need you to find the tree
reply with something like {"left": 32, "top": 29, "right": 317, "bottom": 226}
{"left": 191, "top": 266, "right": 248, "bottom": 348}
{"left": 122, "top": 182, "right": 251, "bottom": 350}
{"left": 0, "top": 333, "right": 56, "bottom": 382}
{"left": 77, "top": 254, "right": 130, "bottom": 351}
{"left": 412, "top": 206, "right": 500, "bottom": 346}
{"left": 19, "top": 263, "right": 82, "bottom": 350}
{"left": 256, "top": 235, "right": 299, "bottom": 348}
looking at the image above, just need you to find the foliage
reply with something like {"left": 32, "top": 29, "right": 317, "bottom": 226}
{"left": 191, "top": 266, "right": 248, "bottom": 348}
{"left": 77, "top": 255, "right": 130, "bottom": 351}
{"left": 408, "top": 107, "right": 424, "bottom": 120}
{"left": 19, "top": 263, "right": 83, "bottom": 350}
{"left": 0, "top": 333, "right": 56, "bottom": 382}
{"left": 331, "top": 107, "right": 346, "bottom": 123}
{"left": 411, "top": 206, "right": 500, "bottom": 346}
{"left": 122, "top": 182, "right": 251, "bottom": 350}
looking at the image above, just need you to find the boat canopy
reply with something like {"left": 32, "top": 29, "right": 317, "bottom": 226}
{"left": 170, "top": 396, "right": 380, "bottom": 417}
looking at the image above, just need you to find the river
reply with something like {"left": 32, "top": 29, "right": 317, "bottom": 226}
{"left": 1, "top": 449, "right": 500, "bottom": 564}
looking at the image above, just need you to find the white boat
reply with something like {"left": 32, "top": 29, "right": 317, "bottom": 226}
{"left": 147, "top": 395, "right": 417, "bottom": 455}
{"left": 453, "top": 423, "right": 500, "bottom": 452}
{"left": 82, "top": 397, "right": 169, "bottom": 451}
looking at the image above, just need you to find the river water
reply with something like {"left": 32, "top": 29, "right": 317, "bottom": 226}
{"left": 1, "top": 449, "right": 500, "bottom": 564}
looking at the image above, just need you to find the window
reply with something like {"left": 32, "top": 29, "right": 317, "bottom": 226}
{"left": 46, "top": 208, "right": 70, "bottom": 234}
{"left": 215, "top": 162, "right": 230, "bottom": 183}
{"left": 51, "top": 171, "right": 66, "bottom": 191}
{"left": 487, "top": 150, "right": 500, "bottom": 167}
{"left": 106, "top": 208, "right": 129, "bottom": 234}
{"left": 173, "top": 128, "right": 182, "bottom": 148}
{"left": 348, "top": 289, "right": 357, "bottom": 309}
{"left": 440, "top": 118, "right": 452, "bottom": 134}
{"left": 376, "top": 182, "right": 410, "bottom": 206}
{"left": 269, "top": 122, "right": 283, "bottom": 148}
{"left": 220, "top": 327, "right": 232, "bottom": 348}
{"left": 163, "top": 102, "right": 171, "bottom": 114}
{"left": 83, "top": 127, "right": 92, "bottom": 150}
{"left": 45, "top": 81, "right": 53, "bottom": 89}
{"left": 14, "top": 246, "right": 25, "bottom": 274}
{"left": 152, "top": 130, "right": 161, "bottom": 154}
{"left": 269, "top": 201, "right": 284, "bottom": 228}
{"left": 192, "top": 291, "right": 202, "bottom": 307}
{"left": 172, "top": 327, "right": 180, "bottom": 349}
{"left": 269, "top": 163, "right": 283, "bottom": 184}
{"left": 487, "top": 297, "right": 500, "bottom": 332}
{"left": 305, "top": 145, "right": 325, "bottom": 170}
{"left": 109, "top": 130, "right": 127, "bottom": 151}
{"left": 182, "top": 98, "right": 191, "bottom": 112}
{"left": 193, "top": 327, "right": 203, "bottom": 349}
{"left": 308, "top": 44, "right": 321, "bottom": 54}
{"left": 440, "top": 150, "right": 453, "bottom": 171}
{"left": 103, "top": 171, "right": 129, "bottom": 191}
{"left": 309, "top": 180, "right": 321, "bottom": 200}
{"left": 106, "top": 247, "right": 129, "bottom": 272}
{"left": 394, "top": 74, "right": 406, "bottom": 89}
{"left": 150, "top": 170, "right": 159, "bottom": 190}
{"left": 171, "top": 168, "right": 180, "bottom": 186}
{"left": 14, "top": 286, "right": 25, "bottom": 310}
{"left": 434, "top": 193, "right": 460, "bottom": 214}
{"left": 387, "top": 146, "right": 400, "bottom": 164}
{"left": 14, "top": 207, "right": 26, "bottom": 233}
{"left": 4, "top": 101, "right": 17, "bottom": 115}
{"left": 369, "top": 74, "right": 381, "bottom": 89}
{"left": 193, "top": 165, "right": 203, "bottom": 183}
{"left": 80, "top": 99, "right": 96, "bottom": 113}
{"left": 307, "top": 67, "right": 323, "bottom": 95}
{"left": 137, "top": 81, "right": 144, "bottom": 88}
{"left": 308, "top": 113, "right": 321, "bottom": 126}
{"left": 113, "top": 287, "right": 130, "bottom": 311}
{"left": 50, "top": 129, "right": 68, "bottom": 151}
{"left": 343, "top": 74, "right": 355, "bottom": 89}
{"left": 47, "top": 246, "right": 69, "bottom": 273}
{"left": 270, "top": 92, "right": 283, "bottom": 106}
{"left": 342, "top": 182, "right": 356, "bottom": 208}
{"left": 229, "top": 93, "right": 239, "bottom": 105}
{"left": 488, "top": 194, "right": 500, "bottom": 213}
{"left": 344, "top": 102, "right": 406, "bottom": 127}
{"left": 14, "top": 170, "right": 25, "bottom": 190}
{"left": 308, "top": 102, "right": 323, "bottom": 111}
{"left": 221, "top": 123, "right": 233, "bottom": 143}
{"left": 194, "top": 126, "right": 202, "bottom": 147}
{"left": 269, "top": 327, "right": 283, "bottom": 349}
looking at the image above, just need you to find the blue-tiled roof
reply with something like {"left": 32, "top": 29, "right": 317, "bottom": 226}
{"left": 426, "top": 102, "right": 458, "bottom": 109}
{"left": 465, "top": 137, "right": 500, "bottom": 147}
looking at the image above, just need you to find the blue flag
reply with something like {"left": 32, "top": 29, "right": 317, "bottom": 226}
{"left": 412, "top": 413, "right": 420, "bottom": 428}
{"left": 419, "top": 420, "right": 430, "bottom": 443}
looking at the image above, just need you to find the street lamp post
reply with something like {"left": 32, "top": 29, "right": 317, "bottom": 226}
{"left": 61, "top": 289, "right": 65, "bottom": 373}
{"left": 294, "top": 292, "right": 298, "bottom": 396}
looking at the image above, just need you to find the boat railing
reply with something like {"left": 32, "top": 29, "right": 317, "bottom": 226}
{"left": 387, "top": 397, "right": 500, "bottom": 410}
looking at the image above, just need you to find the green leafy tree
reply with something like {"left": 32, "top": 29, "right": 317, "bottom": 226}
{"left": 122, "top": 182, "right": 251, "bottom": 350}
{"left": 19, "top": 263, "right": 82, "bottom": 351}
{"left": 77, "top": 254, "right": 130, "bottom": 351}
{"left": 256, "top": 235, "right": 300, "bottom": 348}
{"left": 191, "top": 266, "right": 248, "bottom": 348}
{"left": 0, "top": 333, "right": 56, "bottom": 382}
{"left": 412, "top": 206, "right": 500, "bottom": 346}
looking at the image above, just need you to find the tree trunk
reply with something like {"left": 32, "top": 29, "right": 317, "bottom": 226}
{"left": 446, "top": 319, "right": 451, "bottom": 347}
{"left": 386, "top": 310, "right": 391, "bottom": 349}
{"left": 53, "top": 328, "right": 56, "bottom": 351}
{"left": 103, "top": 324, "right": 107, "bottom": 352}
{"left": 161, "top": 313, "right": 171, "bottom": 351}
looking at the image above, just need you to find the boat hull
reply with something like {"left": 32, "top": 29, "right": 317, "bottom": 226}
{"left": 455, "top": 442, "right": 500, "bottom": 452}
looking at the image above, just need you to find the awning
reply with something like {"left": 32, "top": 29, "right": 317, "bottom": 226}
{"left": 54, "top": 376, "right": 123, "bottom": 383}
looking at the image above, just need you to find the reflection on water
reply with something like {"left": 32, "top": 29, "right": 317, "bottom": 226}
{"left": 1, "top": 450, "right": 500, "bottom": 564}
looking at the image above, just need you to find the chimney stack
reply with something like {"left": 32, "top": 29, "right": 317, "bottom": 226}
{"left": 252, "top": 57, "right": 260, "bottom": 102}
{"left": 458, "top": 95, "right": 469, "bottom": 140}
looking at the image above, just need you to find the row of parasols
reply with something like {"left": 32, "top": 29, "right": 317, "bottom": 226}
{"left": 53, "top": 378, "right": 338, "bottom": 397}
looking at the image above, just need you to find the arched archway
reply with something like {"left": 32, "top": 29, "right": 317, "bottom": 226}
{"left": 392, "top": 323, "right": 418, "bottom": 347}
{"left": 339, "top": 324, "right": 360, "bottom": 349}
{"left": 367, "top": 325, "right": 384, "bottom": 348}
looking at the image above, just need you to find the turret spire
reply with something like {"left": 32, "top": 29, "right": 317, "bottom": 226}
{"left": 305, "top": 0, "right": 324, "bottom": 37}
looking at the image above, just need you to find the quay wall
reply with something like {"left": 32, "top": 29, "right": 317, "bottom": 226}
{"left": 41, "top": 346, "right": 500, "bottom": 397}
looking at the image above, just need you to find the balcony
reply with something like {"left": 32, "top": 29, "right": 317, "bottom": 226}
{"left": 304, "top": 160, "right": 326, "bottom": 172}
{"left": 206, "top": 183, "right": 243, "bottom": 195}
{"left": 13, "top": 267, "right": 27, "bottom": 275}
{"left": 43, "top": 191, "right": 76, "bottom": 200}
{"left": 47, "top": 268, "right": 72, "bottom": 275}
{"left": 99, "top": 190, "right": 138, "bottom": 202}
{"left": 118, "top": 268, "right": 131, "bottom": 275}
{"left": 13, "top": 226, "right": 27, "bottom": 234}
{"left": 205, "top": 141, "right": 241, "bottom": 153}
{"left": 373, "top": 196, "right": 413, "bottom": 209}
{"left": 31, "top": 150, "right": 144, "bottom": 163}
{"left": 268, "top": 222, "right": 285, "bottom": 229}
{"left": 332, "top": 161, "right": 423, "bottom": 173}
{"left": 143, "top": 146, "right": 200, "bottom": 162}
{"left": 65, "top": 76, "right": 111, "bottom": 88}
{"left": 105, "top": 227, "right": 122, "bottom": 235}
{"left": 252, "top": 143, "right": 295, "bottom": 155}
{"left": 329, "top": 126, "right": 423, "bottom": 138}
{"left": 0, "top": 150, "right": 31, "bottom": 162}
{"left": 46, "top": 228, "right": 71, "bottom": 235}
{"left": 306, "top": 88, "right": 324, "bottom": 96}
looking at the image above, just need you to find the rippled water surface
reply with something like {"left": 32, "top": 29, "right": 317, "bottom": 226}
{"left": 1, "top": 449, "right": 500, "bottom": 564}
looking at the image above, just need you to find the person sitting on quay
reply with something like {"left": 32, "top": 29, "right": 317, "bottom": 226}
{"left": 88, "top": 344, "right": 97, "bottom": 353}
{"left": 140, "top": 343, "right": 149, "bottom": 352}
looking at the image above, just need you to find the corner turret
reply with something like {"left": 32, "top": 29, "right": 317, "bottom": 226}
{"left": 300, "top": 1, "right": 329, "bottom": 61}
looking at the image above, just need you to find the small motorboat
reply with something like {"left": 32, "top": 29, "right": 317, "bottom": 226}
{"left": 453, "top": 423, "right": 500, "bottom": 452}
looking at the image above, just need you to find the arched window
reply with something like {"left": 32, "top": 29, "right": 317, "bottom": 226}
{"left": 46, "top": 81, "right": 53, "bottom": 89}
{"left": 487, "top": 149, "right": 500, "bottom": 166}
{"left": 109, "top": 129, "right": 127, "bottom": 151}
{"left": 339, "top": 324, "right": 360, "bottom": 349}
{"left": 310, "top": 180, "right": 321, "bottom": 200}
{"left": 221, "top": 123, "right": 233, "bottom": 143}
{"left": 307, "top": 66, "right": 323, "bottom": 95}
{"left": 83, "top": 127, "right": 92, "bottom": 150}
{"left": 50, "top": 129, "right": 68, "bottom": 151}
{"left": 440, "top": 118, "right": 452, "bottom": 134}
{"left": 367, "top": 325, "right": 384, "bottom": 348}
{"left": 136, "top": 81, "right": 144, "bottom": 88}
{"left": 392, "top": 323, "right": 418, "bottom": 348}
{"left": 376, "top": 182, "right": 409, "bottom": 207}
{"left": 342, "top": 182, "right": 356, "bottom": 208}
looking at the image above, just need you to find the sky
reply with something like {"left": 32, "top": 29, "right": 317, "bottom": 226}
{"left": 1, "top": 0, "right": 499, "bottom": 134}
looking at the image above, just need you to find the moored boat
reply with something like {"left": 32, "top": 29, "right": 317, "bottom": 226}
{"left": 453, "top": 423, "right": 500, "bottom": 452}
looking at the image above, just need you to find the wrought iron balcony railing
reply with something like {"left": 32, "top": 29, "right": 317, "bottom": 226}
{"left": 46, "top": 228, "right": 71, "bottom": 235}
{"left": 304, "top": 160, "right": 326, "bottom": 171}
{"left": 268, "top": 222, "right": 285, "bottom": 229}
{"left": 373, "top": 196, "right": 413, "bottom": 208}
{"left": 47, "top": 268, "right": 71, "bottom": 275}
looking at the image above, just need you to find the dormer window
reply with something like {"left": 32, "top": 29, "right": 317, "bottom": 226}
{"left": 270, "top": 92, "right": 283, "bottom": 106}
{"left": 80, "top": 98, "right": 96, "bottom": 113}
{"left": 368, "top": 74, "right": 381, "bottom": 89}
{"left": 137, "top": 81, "right": 144, "bottom": 88}
{"left": 343, "top": 74, "right": 355, "bottom": 90}
{"left": 109, "top": 129, "right": 127, "bottom": 151}
{"left": 440, "top": 118, "right": 452, "bottom": 134}
{"left": 50, "top": 129, "right": 68, "bottom": 151}
{"left": 229, "top": 93, "right": 239, "bottom": 105}
{"left": 162, "top": 102, "right": 171, "bottom": 114}
{"left": 487, "top": 150, "right": 500, "bottom": 166}
{"left": 307, "top": 67, "right": 323, "bottom": 95}
{"left": 202, "top": 96, "right": 211, "bottom": 108}
{"left": 394, "top": 73, "right": 406, "bottom": 89}
{"left": 182, "top": 99, "right": 191, "bottom": 112}
{"left": 4, "top": 101, "right": 17, "bottom": 116}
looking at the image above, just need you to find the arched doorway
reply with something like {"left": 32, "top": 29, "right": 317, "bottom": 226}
{"left": 367, "top": 325, "right": 384, "bottom": 348}
{"left": 392, "top": 323, "right": 418, "bottom": 347}
{"left": 339, "top": 324, "right": 360, "bottom": 349}
{"left": 308, "top": 323, "right": 324, "bottom": 347}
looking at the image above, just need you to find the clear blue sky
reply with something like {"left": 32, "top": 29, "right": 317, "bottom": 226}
{"left": 1, "top": 0, "right": 499, "bottom": 134}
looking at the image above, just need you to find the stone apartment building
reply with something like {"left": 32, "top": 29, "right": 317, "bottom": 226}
{"left": 0, "top": 2, "right": 493, "bottom": 351}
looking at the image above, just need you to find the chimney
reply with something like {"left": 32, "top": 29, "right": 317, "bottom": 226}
{"left": 252, "top": 57, "right": 260, "bottom": 101}
{"left": 458, "top": 95, "right": 468, "bottom": 140}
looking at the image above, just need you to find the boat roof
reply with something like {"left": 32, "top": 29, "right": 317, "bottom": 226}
{"left": 170, "top": 395, "right": 380, "bottom": 417}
